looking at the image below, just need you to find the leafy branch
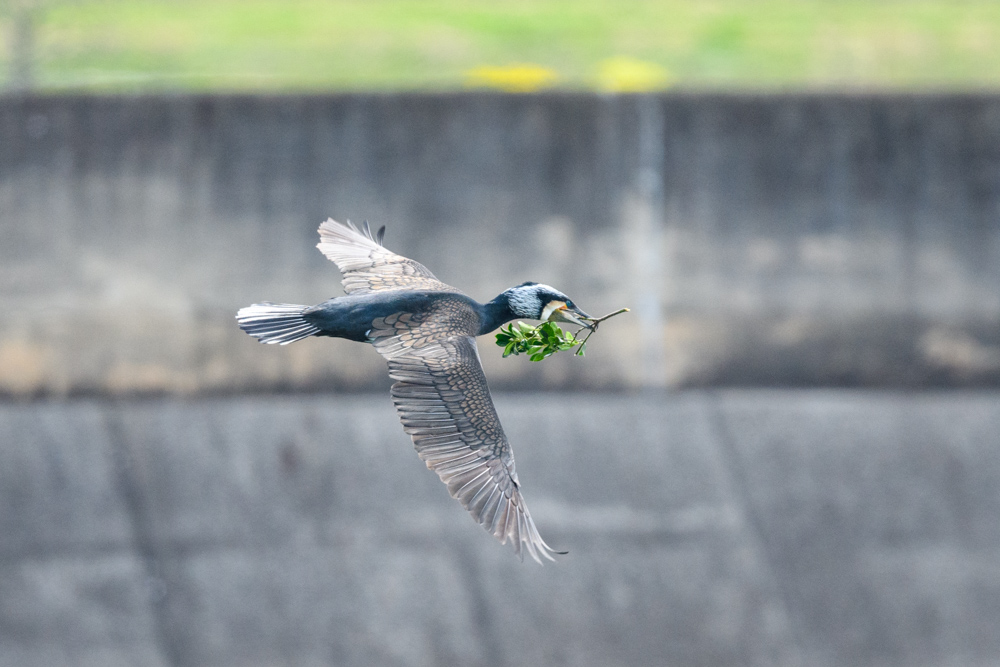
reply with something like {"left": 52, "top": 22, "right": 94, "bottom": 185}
{"left": 495, "top": 307, "right": 629, "bottom": 362}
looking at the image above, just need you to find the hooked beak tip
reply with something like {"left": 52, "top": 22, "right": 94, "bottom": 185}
{"left": 554, "top": 306, "right": 594, "bottom": 329}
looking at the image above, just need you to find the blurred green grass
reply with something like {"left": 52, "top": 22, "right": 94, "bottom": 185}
{"left": 2, "top": 0, "right": 999, "bottom": 92}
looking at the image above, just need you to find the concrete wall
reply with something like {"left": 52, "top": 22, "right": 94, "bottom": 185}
{"left": 3, "top": 390, "right": 999, "bottom": 667}
{"left": 1, "top": 93, "right": 999, "bottom": 395}
{"left": 4, "top": 94, "right": 1000, "bottom": 665}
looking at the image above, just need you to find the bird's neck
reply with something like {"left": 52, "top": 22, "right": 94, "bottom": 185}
{"left": 477, "top": 293, "right": 518, "bottom": 336}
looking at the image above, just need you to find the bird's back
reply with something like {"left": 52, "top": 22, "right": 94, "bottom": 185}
{"left": 303, "top": 290, "right": 483, "bottom": 342}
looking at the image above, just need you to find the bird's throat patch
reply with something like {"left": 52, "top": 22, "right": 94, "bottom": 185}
{"left": 540, "top": 300, "right": 567, "bottom": 322}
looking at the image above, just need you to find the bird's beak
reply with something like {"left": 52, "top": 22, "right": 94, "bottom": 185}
{"left": 550, "top": 304, "right": 594, "bottom": 330}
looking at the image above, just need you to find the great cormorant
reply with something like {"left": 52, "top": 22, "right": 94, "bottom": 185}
{"left": 237, "top": 219, "right": 591, "bottom": 563}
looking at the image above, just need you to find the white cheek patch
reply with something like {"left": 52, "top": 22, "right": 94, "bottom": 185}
{"left": 540, "top": 300, "right": 566, "bottom": 322}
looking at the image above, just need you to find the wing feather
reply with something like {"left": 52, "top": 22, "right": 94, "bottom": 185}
{"left": 369, "top": 323, "right": 563, "bottom": 563}
{"left": 316, "top": 218, "right": 461, "bottom": 295}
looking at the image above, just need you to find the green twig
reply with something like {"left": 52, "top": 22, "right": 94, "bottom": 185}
{"left": 494, "top": 307, "right": 629, "bottom": 361}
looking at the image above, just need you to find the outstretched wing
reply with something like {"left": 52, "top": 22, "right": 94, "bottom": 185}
{"left": 316, "top": 218, "right": 460, "bottom": 295}
{"left": 368, "top": 311, "right": 564, "bottom": 564}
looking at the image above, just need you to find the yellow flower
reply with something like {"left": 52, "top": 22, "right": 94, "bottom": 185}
{"left": 464, "top": 64, "right": 558, "bottom": 93}
{"left": 596, "top": 57, "right": 672, "bottom": 93}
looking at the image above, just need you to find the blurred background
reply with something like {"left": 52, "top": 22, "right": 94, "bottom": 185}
{"left": 2, "top": 2, "right": 1000, "bottom": 666}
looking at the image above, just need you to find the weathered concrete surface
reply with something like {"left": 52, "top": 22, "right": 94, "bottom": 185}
{"left": 1, "top": 390, "right": 999, "bottom": 666}
{"left": 1, "top": 94, "right": 999, "bottom": 395}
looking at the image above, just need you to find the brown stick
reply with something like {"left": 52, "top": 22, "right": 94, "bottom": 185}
{"left": 573, "top": 307, "right": 630, "bottom": 350}
{"left": 583, "top": 307, "right": 630, "bottom": 326}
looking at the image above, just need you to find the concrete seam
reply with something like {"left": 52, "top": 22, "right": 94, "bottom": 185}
{"left": 103, "top": 405, "right": 183, "bottom": 667}
{"left": 452, "top": 542, "right": 507, "bottom": 667}
{"left": 703, "top": 390, "right": 810, "bottom": 667}
{"left": 633, "top": 94, "right": 669, "bottom": 390}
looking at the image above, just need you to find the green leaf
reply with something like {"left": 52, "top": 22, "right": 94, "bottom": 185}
{"left": 494, "top": 318, "right": 593, "bottom": 362}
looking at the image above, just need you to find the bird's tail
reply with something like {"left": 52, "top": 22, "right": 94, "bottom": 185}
{"left": 236, "top": 303, "right": 320, "bottom": 345}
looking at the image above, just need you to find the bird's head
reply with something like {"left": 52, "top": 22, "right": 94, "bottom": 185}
{"left": 503, "top": 282, "right": 593, "bottom": 329}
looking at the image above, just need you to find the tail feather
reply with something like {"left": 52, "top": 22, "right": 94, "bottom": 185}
{"left": 236, "top": 303, "right": 320, "bottom": 345}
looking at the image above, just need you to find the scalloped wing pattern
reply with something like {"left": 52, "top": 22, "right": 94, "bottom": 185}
{"left": 368, "top": 303, "right": 563, "bottom": 564}
{"left": 316, "top": 219, "right": 460, "bottom": 295}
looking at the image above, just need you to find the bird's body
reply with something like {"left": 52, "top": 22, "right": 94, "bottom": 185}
{"left": 299, "top": 289, "right": 522, "bottom": 342}
{"left": 310, "top": 291, "right": 453, "bottom": 342}
{"left": 237, "top": 219, "right": 591, "bottom": 564}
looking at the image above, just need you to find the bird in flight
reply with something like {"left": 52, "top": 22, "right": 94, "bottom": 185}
{"left": 236, "top": 219, "right": 592, "bottom": 563}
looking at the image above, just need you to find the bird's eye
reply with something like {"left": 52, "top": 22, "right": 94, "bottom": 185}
{"left": 566, "top": 300, "right": 574, "bottom": 308}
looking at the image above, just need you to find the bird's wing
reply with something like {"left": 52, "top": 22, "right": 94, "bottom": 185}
{"left": 317, "top": 218, "right": 461, "bottom": 295}
{"left": 369, "top": 312, "right": 563, "bottom": 564}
